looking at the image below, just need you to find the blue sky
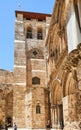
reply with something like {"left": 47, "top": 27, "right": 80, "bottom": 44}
{"left": 0, "top": 0, "right": 55, "bottom": 71}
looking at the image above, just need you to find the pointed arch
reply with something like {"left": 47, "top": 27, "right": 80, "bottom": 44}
{"left": 63, "top": 70, "right": 77, "bottom": 97}
{"left": 53, "top": 82, "right": 62, "bottom": 105}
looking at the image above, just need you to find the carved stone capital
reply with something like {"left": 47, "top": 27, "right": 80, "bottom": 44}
{"left": 62, "top": 48, "right": 81, "bottom": 72}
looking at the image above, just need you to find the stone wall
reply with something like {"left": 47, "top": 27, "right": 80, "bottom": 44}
{"left": 0, "top": 69, "right": 13, "bottom": 83}
{"left": 13, "top": 11, "right": 51, "bottom": 129}
{"left": 25, "top": 87, "right": 49, "bottom": 129}
{"left": 46, "top": 0, "right": 81, "bottom": 130}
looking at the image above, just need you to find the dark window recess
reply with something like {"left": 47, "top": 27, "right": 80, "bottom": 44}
{"left": 26, "top": 18, "right": 31, "bottom": 20}
{"left": 27, "top": 29, "right": 32, "bottom": 39}
{"left": 32, "top": 77, "right": 40, "bottom": 84}
{"left": 37, "top": 30, "right": 42, "bottom": 39}
{"left": 38, "top": 19, "right": 43, "bottom": 22}
{"left": 36, "top": 104, "right": 41, "bottom": 114}
{"left": 33, "top": 51, "right": 38, "bottom": 55}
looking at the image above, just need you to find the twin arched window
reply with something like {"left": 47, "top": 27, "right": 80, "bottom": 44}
{"left": 26, "top": 27, "right": 43, "bottom": 39}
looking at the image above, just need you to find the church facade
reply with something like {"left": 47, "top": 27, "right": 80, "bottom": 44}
{"left": 0, "top": 0, "right": 81, "bottom": 130}
{"left": 46, "top": 0, "right": 81, "bottom": 130}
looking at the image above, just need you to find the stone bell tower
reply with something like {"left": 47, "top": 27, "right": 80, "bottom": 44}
{"left": 14, "top": 10, "right": 51, "bottom": 129}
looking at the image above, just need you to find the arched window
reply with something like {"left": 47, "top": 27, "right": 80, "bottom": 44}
{"left": 37, "top": 28, "right": 43, "bottom": 40}
{"left": 32, "top": 77, "right": 40, "bottom": 85}
{"left": 26, "top": 27, "right": 32, "bottom": 39}
{"left": 36, "top": 103, "right": 41, "bottom": 114}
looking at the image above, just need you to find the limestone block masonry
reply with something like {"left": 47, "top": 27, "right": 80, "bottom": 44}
{"left": 1, "top": 0, "right": 81, "bottom": 130}
{"left": 0, "top": 11, "right": 51, "bottom": 129}
{"left": 13, "top": 11, "right": 51, "bottom": 129}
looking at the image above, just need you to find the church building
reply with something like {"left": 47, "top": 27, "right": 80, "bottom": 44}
{"left": 0, "top": 0, "right": 81, "bottom": 130}
{"left": 0, "top": 10, "right": 51, "bottom": 129}
{"left": 46, "top": 0, "right": 81, "bottom": 130}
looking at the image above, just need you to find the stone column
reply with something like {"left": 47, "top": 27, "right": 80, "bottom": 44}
{"left": 54, "top": 106, "right": 58, "bottom": 129}
{"left": 51, "top": 105, "right": 58, "bottom": 129}
{"left": 57, "top": 105, "right": 60, "bottom": 129}
{"left": 76, "top": 60, "right": 81, "bottom": 129}
{"left": 63, "top": 94, "right": 80, "bottom": 130}
{"left": 51, "top": 107, "right": 55, "bottom": 128}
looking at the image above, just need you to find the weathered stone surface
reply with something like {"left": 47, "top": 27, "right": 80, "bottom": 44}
{"left": 1, "top": 0, "right": 81, "bottom": 130}
{"left": 46, "top": 0, "right": 81, "bottom": 130}
{"left": 0, "top": 11, "right": 51, "bottom": 129}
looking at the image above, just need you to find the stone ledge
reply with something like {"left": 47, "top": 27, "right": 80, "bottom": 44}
{"left": 8, "top": 128, "right": 58, "bottom": 130}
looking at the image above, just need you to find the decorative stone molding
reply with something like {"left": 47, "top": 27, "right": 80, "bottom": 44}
{"left": 64, "top": 121, "right": 81, "bottom": 130}
{"left": 62, "top": 43, "right": 81, "bottom": 72}
{"left": 26, "top": 48, "right": 44, "bottom": 59}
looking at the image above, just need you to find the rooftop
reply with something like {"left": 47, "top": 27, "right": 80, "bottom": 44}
{"left": 15, "top": 10, "right": 51, "bottom": 20}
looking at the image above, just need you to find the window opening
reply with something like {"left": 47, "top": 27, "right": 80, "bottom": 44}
{"left": 37, "top": 29, "right": 43, "bottom": 39}
{"left": 27, "top": 28, "right": 32, "bottom": 39}
{"left": 26, "top": 18, "right": 31, "bottom": 20}
{"left": 38, "top": 19, "right": 43, "bottom": 22}
{"left": 33, "top": 51, "right": 38, "bottom": 56}
{"left": 32, "top": 77, "right": 40, "bottom": 85}
{"left": 36, "top": 103, "right": 41, "bottom": 114}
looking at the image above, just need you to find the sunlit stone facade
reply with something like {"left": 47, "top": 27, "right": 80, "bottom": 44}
{"left": 0, "top": 0, "right": 81, "bottom": 130}
{"left": 46, "top": 0, "right": 81, "bottom": 130}
{"left": 0, "top": 11, "right": 51, "bottom": 129}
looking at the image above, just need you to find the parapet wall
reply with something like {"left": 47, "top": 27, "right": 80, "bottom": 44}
{"left": 0, "top": 69, "right": 14, "bottom": 84}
